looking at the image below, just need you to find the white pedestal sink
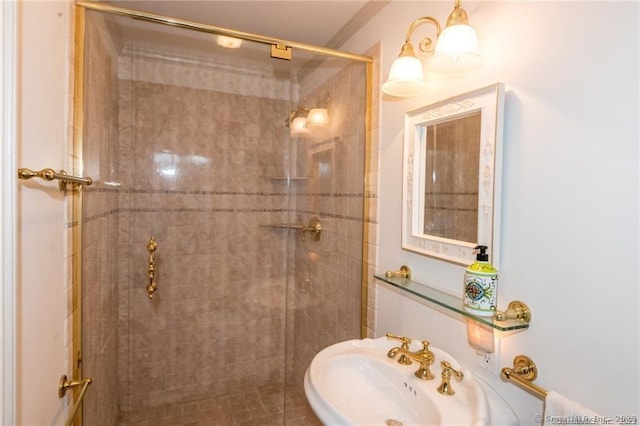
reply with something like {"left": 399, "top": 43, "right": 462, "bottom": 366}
{"left": 304, "top": 337, "right": 516, "bottom": 426}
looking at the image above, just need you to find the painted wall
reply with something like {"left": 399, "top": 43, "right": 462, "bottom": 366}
{"left": 342, "top": 0, "right": 639, "bottom": 421}
{"left": 15, "top": 1, "right": 73, "bottom": 424}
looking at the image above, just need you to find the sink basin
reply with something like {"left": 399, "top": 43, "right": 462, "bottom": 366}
{"left": 304, "top": 337, "right": 490, "bottom": 426}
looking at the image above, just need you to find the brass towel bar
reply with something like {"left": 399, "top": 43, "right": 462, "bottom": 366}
{"left": 501, "top": 355, "right": 548, "bottom": 399}
{"left": 58, "top": 374, "right": 93, "bottom": 426}
{"left": 18, "top": 167, "right": 93, "bottom": 192}
{"left": 262, "top": 216, "right": 322, "bottom": 241}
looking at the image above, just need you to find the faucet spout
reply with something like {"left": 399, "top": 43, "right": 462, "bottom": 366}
{"left": 385, "top": 334, "right": 436, "bottom": 380}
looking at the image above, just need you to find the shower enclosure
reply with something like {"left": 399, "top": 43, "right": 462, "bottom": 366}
{"left": 75, "top": 3, "right": 371, "bottom": 425}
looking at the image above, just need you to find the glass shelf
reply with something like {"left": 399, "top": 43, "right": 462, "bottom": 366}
{"left": 374, "top": 273, "right": 529, "bottom": 332}
{"left": 263, "top": 176, "right": 310, "bottom": 182}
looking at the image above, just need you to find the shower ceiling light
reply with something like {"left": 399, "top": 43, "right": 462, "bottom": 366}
{"left": 381, "top": 0, "right": 482, "bottom": 98}
{"left": 216, "top": 35, "right": 243, "bottom": 49}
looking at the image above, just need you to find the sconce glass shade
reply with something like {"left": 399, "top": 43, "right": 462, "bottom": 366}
{"left": 290, "top": 116, "right": 310, "bottom": 137}
{"left": 306, "top": 108, "right": 329, "bottom": 128}
{"left": 430, "top": 23, "right": 482, "bottom": 73}
{"left": 381, "top": 54, "right": 428, "bottom": 97}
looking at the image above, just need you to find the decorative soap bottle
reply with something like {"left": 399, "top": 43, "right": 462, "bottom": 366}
{"left": 463, "top": 245, "right": 498, "bottom": 317}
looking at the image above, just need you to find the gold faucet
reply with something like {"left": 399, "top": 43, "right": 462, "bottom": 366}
{"left": 437, "top": 361, "right": 464, "bottom": 395}
{"left": 386, "top": 333, "right": 436, "bottom": 379}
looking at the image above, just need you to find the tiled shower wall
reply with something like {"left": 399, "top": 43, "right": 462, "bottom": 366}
{"left": 116, "top": 73, "right": 292, "bottom": 420}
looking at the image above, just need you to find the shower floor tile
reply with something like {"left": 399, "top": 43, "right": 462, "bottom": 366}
{"left": 120, "top": 384, "right": 321, "bottom": 426}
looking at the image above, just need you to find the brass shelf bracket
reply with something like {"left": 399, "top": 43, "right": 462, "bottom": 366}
{"left": 18, "top": 167, "right": 93, "bottom": 192}
{"left": 385, "top": 265, "right": 412, "bottom": 280}
{"left": 303, "top": 216, "right": 322, "bottom": 241}
{"left": 494, "top": 301, "right": 531, "bottom": 324}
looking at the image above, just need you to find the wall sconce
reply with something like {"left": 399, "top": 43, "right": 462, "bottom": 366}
{"left": 286, "top": 107, "right": 330, "bottom": 137}
{"left": 306, "top": 108, "right": 329, "bottom": 128}
{"left": 381, "top": 0, "right": 482, "bottom": 98}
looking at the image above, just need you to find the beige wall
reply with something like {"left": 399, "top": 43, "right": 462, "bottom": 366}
{"left": 14, "top": 1, "right": 74, "bottom": 424}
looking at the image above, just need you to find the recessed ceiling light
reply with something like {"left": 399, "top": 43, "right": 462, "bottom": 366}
{"left": 216, "top": 35, "right": 243, "bottom": 49}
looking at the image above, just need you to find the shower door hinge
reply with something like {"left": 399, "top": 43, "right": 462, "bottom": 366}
{"left": 271, "top": 44, "right": 292, "bottom": 61}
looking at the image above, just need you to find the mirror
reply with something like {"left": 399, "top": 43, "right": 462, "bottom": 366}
{"left": 402, "top": 83, "right": 504, "bottom": 267}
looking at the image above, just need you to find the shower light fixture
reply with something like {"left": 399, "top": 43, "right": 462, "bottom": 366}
{"left": 305, "top": 108, "right": 330, "bottom": 129}
{"left": 381, "top": 0, "right": 482, "bottom": 98}
{"left": 286, "top": 106, "right": 330, "bottom": 137}
{"left": 216, "top": 34, "right": 243, "bottom": 49}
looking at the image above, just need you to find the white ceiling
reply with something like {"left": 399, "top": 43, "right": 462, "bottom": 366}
{"left": 108, "top": 1, "right": 380, "bottom": 48}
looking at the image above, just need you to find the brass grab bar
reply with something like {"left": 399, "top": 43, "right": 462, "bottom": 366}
{"left": 58, "top": 375, "right": 92, "bottom": 426}
{"left": 18, "top": 167, "right": 93, "bottom": 192}
{"left": 501, "top": 355, "right": 548, "bottom": 399}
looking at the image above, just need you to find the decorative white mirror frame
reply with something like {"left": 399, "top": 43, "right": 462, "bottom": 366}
{"left": 402, "top": 83, "right": 505, "bottom": 267}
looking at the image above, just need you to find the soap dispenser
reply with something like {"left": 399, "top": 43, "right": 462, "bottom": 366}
{"left": 463, "top": 245, "right": 498, "bottom": 317}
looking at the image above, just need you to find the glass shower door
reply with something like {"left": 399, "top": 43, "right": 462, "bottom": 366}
{"left": 80, "top": 5, "right": 369, "bottom": 425}
{"left": 119, "top": 17, "right": 296, "bottom": 425}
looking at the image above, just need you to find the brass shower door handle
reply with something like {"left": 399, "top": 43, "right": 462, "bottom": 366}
{"left": 146, "top": 237, "right": 157, "bottom": 299}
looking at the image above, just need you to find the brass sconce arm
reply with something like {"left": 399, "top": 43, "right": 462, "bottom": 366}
{"left": 401, "top": 16, "right": 442, "bottom": 56}
{"left": 286, "top": 107, "right": 310, "bottom": 125}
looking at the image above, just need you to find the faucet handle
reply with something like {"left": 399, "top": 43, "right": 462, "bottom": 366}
{"left": 386, "top": 333, "right": 413, "bottom": 365}
{"left": 437, "top": 361, "right": 464, "bottom": 395}
{"left": 386, "top": 333, "right": 411, "bottom": 348}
